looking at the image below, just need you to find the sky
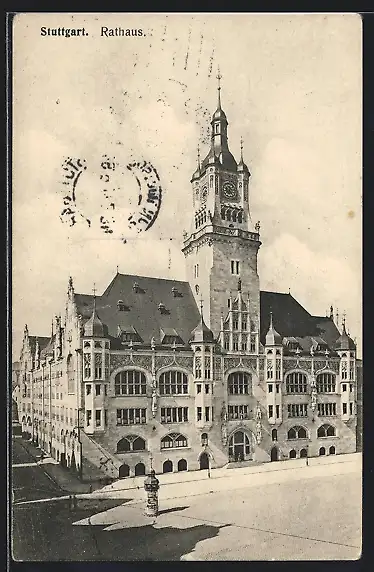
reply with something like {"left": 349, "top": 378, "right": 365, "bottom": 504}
{"left": 12, "top": 13, "right": 362, "bottom": 359}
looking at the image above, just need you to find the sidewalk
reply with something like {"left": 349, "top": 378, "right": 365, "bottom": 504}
{"left": 13, "top": 438, "right": 101, "bottom": 494}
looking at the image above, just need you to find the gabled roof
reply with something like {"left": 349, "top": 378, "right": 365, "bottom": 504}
{"left": 260, "top": 292, "right": 340, "bottom": 350}
{"left": 75, "top": 274, "right": 201, "bottom": 348}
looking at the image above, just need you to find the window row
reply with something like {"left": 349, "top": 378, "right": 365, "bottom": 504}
{"left": 116, "top": 433, "right": 188, "bottom": 453}
{"left": 86, "top": 409, "right": 108, "bottom": 427}
{"left": 118, "top": 458, "right": 188, "bottom": 478}
{"left": 114, "top": 370, "right": 189, "bottom": 396}
{"left": 287, "top": 424, "right": 336, "bottom": 440}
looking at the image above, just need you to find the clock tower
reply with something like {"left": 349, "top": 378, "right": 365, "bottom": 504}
{"left": 182, "top": 71, "right": 261, "bottom": 339}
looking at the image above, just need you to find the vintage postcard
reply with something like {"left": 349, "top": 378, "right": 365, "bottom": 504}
{"left": 10, "top": 12, "right": 362, "bottom": 561}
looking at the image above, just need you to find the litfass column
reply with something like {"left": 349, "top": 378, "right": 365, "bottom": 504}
{"left": 144, "top": 469, "right": 160, "bottom": 517}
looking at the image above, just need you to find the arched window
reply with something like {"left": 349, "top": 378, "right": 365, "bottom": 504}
{"left": 286, "top": 372, "right": 307, "bottom": 393}
{"left": 319, "top": 447, "right": 326, "bottom": 456}
{"left": 161, "top": 433, "right": 188, "bottom": 449}
{"left": 135, "top": 462, "right": 146, "bottom": 476}
{"left": 119, "top": 463, "right": 130, "bottom": 478}
{"left": 226, "top": 210, "right": 232, "bottom": 222}
{"left": 300, "top": 448, "right": 308, "bottom": 458}
{"left": 159, "top": 371, "right": 188, "bottom": 395}
{"left": 238, "top": 212, "right": 243, "bottom": 224}
{"left": 329, "top": 445, "right": 336, "bottom": 455}
{"left": 178, "top": 459, "right": 187, "bottom": 471}
{"left": 114, "top": 370, "right": 146, "bottom": 396}
{"left": 317, "top": 424, "right": 336, "bottom": 438}
{"left": 228, "top": 371, "right": 251, "bottom": 395}
{"left": 163, "top": 460, "right": 173, "bottom": 473}
{"left": 289, "top": 449, "right": 297, "bottom": 459}
{"left": 201, "top": 432, "right": 208, "bottom": 446}
{"left": 228, "top": 430, "right": 251, "bottom": 462}
{"left": 117, "top": 435, "right": 146, "bottom": 453}
{"left": 287, "top": 426, "right": 307, "bottom": 440}
{"left": 316, "top": 372, "right": 336, "bottom": 393}
{"left": 232, "top": 211, "right": 237, "bottom": 222}
{"left": 272, "top": 429, "right": 278, "bottom": 441}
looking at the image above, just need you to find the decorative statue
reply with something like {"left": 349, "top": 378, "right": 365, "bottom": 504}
{"left": 151, "top": 337, "right": 155, "bottom": 350}
{"left": 256, "top": 405, "right": 262, "bottom": 420}
{"left": 222, "top": 423, "right": 228, "bottom": 446}
{"left": 151, "top": 391, "right": 158, "bottom": 417}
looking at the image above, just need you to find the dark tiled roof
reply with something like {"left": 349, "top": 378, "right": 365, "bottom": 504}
{"left": 75, "top": 277, "right": 340, "bottom": 351}
{"left": 40, "top": 334, "right": 56, "bottom": 357}
{"left": 29, "top": 336, "right": 50, "bottom": 355}
{"left": 260, "top": 292, "right": 340, "bottom": 350}
{"left": 75, "top": 274, "right": 201, "bottom": 348}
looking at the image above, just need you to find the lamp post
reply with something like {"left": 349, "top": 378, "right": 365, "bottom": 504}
{"left": 144, "top": 456, "right": 160, "bottom": 517}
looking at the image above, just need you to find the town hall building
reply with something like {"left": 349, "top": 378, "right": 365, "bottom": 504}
{"left": 15, "top": 79, "right": 359, "bottom": 481}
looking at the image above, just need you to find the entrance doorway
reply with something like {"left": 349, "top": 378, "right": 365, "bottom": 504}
{"left": 228, "top": 431, "right": 250, "bottom": 461}
{"left": 270, "top": 446, "right": 278, "bottom": 462}
{"left": 199, "top": 452, "right": 209, "bottom": 470}
{"left": 119, "top": 463, "right": 130, "bottom": 478}
{"left": 163, "top": 460, "right": 173, "bottom": 473}
{"left": 135, "top": 462, "right": 146, "bottom": 476}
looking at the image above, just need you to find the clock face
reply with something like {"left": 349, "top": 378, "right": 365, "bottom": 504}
{"left": 223, "top": 181, "right": 237, "bottom": 199}
{"left": 201, "top": 185, "right": 208, "bottom": 202}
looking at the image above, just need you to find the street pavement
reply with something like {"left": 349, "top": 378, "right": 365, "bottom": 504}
{"left": 11, "top": 446, "right": 361, "bottom": 561}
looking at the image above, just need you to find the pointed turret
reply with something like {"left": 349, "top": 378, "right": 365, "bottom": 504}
{"left": 265, "top": 312, "right": 282, "bottom": 346}
{"left": 334, "top": 317, "right": 356, "bottom": 351}
{"left": 190, "top": 300, "right": 214, "bottom": 344}
{"left": 83, "top": 293, "right": 108, "bottom": 338}
{"left": 237, "top": 136, "right": 250, "bottom": 175}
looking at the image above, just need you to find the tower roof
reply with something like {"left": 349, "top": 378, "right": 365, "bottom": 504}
{"left": 190, "top": 315, "right": 215, "bottom": 344}
{"left": 83, "top": 301, "right": 108, "bottom": 338}
{"left": 265, "top": 312, "right": 282, "bottom": 346}
{"left": 334, "top": 320, "right": 356, "bottom": 351}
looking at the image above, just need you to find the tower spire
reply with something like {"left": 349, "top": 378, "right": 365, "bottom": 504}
{"left": 216, "top": 66, "right": 222, "bottom": 109}
{"left": 92, "top": 283, "right": 97, "bottom": 311}
{"left": 240, "top": 136, "right": 244, "bottom": 161}
{"left": 197, "top": 145, "right": 201, "bottom": 170}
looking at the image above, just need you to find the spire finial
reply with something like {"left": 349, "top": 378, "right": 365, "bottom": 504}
{"left": 92, "top": 283, "right": 97, "bottom": 311}
{"left": 216, "top": 66, "right": 222, "bottom": 108}
{"left": 199, "top": 296, "right": 204, "bottom": 317}
{"left": 240, "top": 136, "right": 244, "bottom": 161}
{"left": 330, "top": 305, "right": 334, "bottom": 319}
{"left": 269, "top": 311, "right": 273, "bottom": 329}
{"left": 197, "top": 145, "right": 201, "bottom": 169}
{"left": 116, "top": 265, "right": 119, "bottom": 274}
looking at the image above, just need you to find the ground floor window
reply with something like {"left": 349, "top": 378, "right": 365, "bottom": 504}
{"left": 329, "top": 446, "right": 336, "bottom": 455}
{"left": 319, "top": 447, "right": 326, "bottom": 456}
{"left": 300, "top": 448, "right": 308, "bottom": 458}
{"left": 289, "top": 449, "right": 297, "bottom": 459}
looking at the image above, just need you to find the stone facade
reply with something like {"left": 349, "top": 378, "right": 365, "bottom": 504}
{"left": 15, "top": 84, "right": 359, "bottom": 481}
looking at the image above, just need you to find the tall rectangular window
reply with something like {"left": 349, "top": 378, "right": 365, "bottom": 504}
{"left": 342, "top": 384, "right": 347, "bottom": 392}
{"left": 230, "top": 260, "right": 240, "bottom": 275}
{"left": 205, "top": 407, "right": 210, "bottom": 422}
{"left": 86, "top": 410, "right": 92, "bottom": 426}
{"left": 268, "top": 384, "right": 273, "bottom": 393}
{"left": 268, "top": 405, "right": 273, "bottom": 418}
{"left": 197, "top": 407, "right": 202, "bottom": 421}
{"left": 343, "top": 403, "right": 347, "bottom": 414}
{"left": 95, "top": 409, "right": 101, "bottom": 427}
{"left": 276, "top": 405, "right": 280, "bottom": 418}
{"left": 205, "top": 384, "right": 210, "bottom": 394}
{"left": 349, "top": 402, "right": 353, "bottom": 415}
{"left": 95, "top": 384, "right": 101, "bottom": 396}
{"left": 104, "top": 409, "right": 108, "bottom": 426}
{"left": 86, "top": 384, "right": 91, "bottom": 395}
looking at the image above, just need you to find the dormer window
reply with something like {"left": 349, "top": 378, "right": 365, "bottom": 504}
{"left": 160, "top": 328, "right": 184, "bottom": 346}
{"left": 118, "top": 326, "right": 143, "bottom": 345}
{"left": 171, "top": 287, "right": 183, "bottom": 298}
{"left": 132, "top": 282, "right": 140, "bottom": 293}
{"left": 158, "top": 302, "right": 169, "bottom": 315}
{"left": 117, "top": 299, "right": 128, "bottom": 311}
